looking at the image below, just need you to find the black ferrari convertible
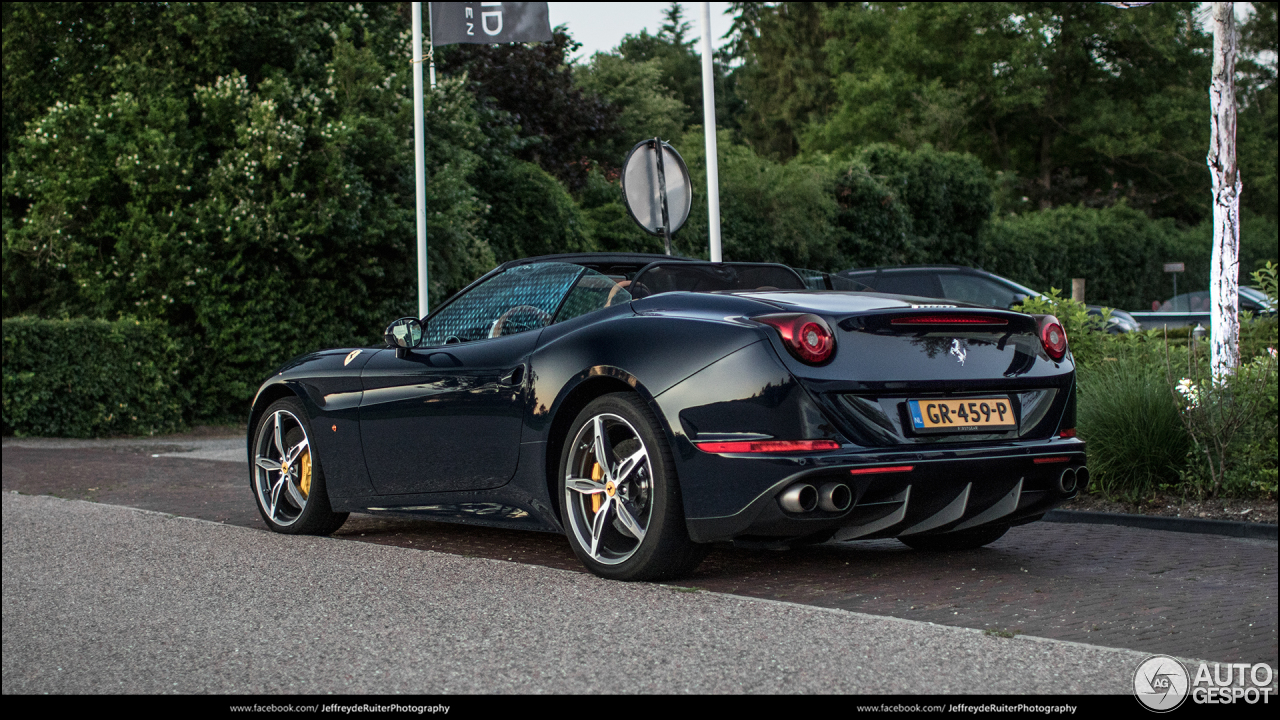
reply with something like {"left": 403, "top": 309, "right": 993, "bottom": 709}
{"left": 248, "top": 253, "right": 1085, "bottom": 580}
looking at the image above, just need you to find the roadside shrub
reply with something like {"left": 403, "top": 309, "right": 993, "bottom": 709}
{"left": 823, "top": 143, "right": 993, "bottom": 270}
{"left": 1223, "top": 344, "right": 1278, "bottom": 497}
{"left": 477, "top": 159, "right": 597, "bottom": 264}
{"left": 852, "top": 143, "right": 994, "bottom": 267}
{"left": 3, "top": 317, "right": 187, "bottom": 437}
{"left": 1168, "top": 278, "right": 1278, "bottom": 499}
{"left": 1078, "top": 353, "right": 1191, "bottom": 502}
{"left": 577, "top": 168, "right": 665, "bottom": 255}
{"left": 677, "top": 128, "right": 842, "bottom": 267}
{"left": 1168, "top": 333, "right": 1278, "bottom": 498}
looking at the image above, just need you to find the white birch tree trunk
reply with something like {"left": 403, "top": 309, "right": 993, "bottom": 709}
{"left": 1208, "top": 2, "right": 1241, "bottom": 379}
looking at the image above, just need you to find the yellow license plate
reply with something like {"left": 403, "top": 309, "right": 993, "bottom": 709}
{"left": 908, "top": 397, "right": 1015, "bottom": 433}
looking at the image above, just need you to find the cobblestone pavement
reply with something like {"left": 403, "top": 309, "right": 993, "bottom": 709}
{"left": 3, "top": 443, "right": 1274, "bottom": 669}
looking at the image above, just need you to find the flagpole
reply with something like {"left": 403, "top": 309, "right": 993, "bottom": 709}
{"left": 699, "top": 2, "right": 722, "bottom": 262}
{"left": 412, "top": 2, "right": 429, "bottom": 318}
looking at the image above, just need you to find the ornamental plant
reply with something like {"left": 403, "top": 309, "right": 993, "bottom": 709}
{"left": 1166, "top": 334, "right": 1278, "bottom": 498}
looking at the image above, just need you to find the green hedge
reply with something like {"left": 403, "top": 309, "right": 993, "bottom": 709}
{"left": 3, "top": 317, "right": 187, "bottom": 437}
{"left": 979, "top": 204, "right": 1278, "bottom": 311}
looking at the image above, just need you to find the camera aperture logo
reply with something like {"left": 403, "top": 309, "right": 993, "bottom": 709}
{"left": 1134, "top": 655, "right": 1189, "bottom": 712}
{"left": 1134, "top": 655, "right": 1276, "bottom": 711}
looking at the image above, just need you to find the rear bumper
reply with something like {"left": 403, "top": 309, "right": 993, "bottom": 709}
{"left": 684, "top": 440, "right": 1085, "bottom": 544}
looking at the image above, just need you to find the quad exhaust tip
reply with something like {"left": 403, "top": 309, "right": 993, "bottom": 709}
{"left": 818, "top": 483, "right": 853, "bottom": 512}
{"left": 779, "top": 484, "right": 818, "bottom": 513}
{"left": 1057, "top": 468, "right": 1078, "bottom": 494}
{"left": 780, "top": 482, "right": 853, "bottom": 513}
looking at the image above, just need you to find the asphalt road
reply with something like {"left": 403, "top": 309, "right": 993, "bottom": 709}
{"left": 4, "top": 492, "right": 1152, "bottom": 694}
{"left": 3, "top": 436, "right": 1277, "bottom": 694}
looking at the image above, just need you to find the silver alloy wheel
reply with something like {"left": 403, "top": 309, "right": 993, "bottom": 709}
{"left": 253, "top": 409, "right": 311, "bottom": 527}
{"left": 564, "top": 412, "right": 654, "bottom": 565}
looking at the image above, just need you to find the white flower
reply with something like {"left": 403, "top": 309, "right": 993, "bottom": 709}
{"left": 1176, "top": 378, "right": 1202, "bottom": 409}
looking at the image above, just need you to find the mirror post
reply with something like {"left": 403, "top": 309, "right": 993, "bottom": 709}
{"left": 700, "top": 2, "right": 722, "bottom": 262}
{"left": 412, "top": 2, "right": 430, "bottom": 319}
{"left": 654, "top": 138, "right": 672, "bottom": 256}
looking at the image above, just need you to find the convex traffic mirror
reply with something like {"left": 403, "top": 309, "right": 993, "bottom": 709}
{"left": 621, "top": 138, "right": 691, "bottom": 256}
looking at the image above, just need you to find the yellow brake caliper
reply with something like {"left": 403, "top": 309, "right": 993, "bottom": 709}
{"left": 591, "top": 462, "right": 603, "bottom": 514}
{"left": 299, "top": 450, "right": 312, "bottom": 499}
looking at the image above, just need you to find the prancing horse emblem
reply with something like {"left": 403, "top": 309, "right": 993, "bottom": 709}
{"left": 949, "top": 339, "right": 967, "bottom": 365}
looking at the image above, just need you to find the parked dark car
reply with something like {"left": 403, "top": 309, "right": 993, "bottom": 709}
{"left": 838, "top": 265, "right": 1142, "bottom": 333}
{"left": 1155, "top": 288, "right": 1275, "bottom": 315}
{"left": 249, "top": 253, "right": 1085, "bottom": 580}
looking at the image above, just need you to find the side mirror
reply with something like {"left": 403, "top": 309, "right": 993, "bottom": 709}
{"left": 383, "top": 317, "right": 424, "bottom": 358}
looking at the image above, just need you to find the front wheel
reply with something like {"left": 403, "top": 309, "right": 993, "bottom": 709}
{"left": 898, "top": 523, "right": 1010, "bottom": 551}
{"left": 251, "top": 397, "right": 348, "bottom": 535}
{"left": 559, "top": 393, "right": 706, "bottom": 581}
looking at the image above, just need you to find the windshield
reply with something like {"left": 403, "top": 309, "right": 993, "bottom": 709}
{"left": 630, "top": 262, "right": 806, "bottom": 297}
{"left": 424, "top": 263, "right": 586, "bottom": 344}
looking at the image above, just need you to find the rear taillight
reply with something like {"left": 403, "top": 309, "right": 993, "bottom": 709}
{"left": 754, "top": 313, "right": 835, "bottom": 364}
{"left": 1035, "top": 314, "right": 1068, "bottom": 360}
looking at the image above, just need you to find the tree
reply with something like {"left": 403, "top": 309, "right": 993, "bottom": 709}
{"left": 574, "top": 53, "right": 685, "bottom": 159}
{"left": 723, "top": 2, "right": 838, "bottom": 161}
{"left": 1207, "top": 2, "right": 1242, "bottom": 377}
{"left": 808, "top": 2, "right": 1215, "bottom": 223}
{"left": 437, "top": 27, "right": 618, "bottom": 189}
{"left": 3, "top": 3, "right": 492, "bottom": 418}
{"left": 1237, "top": 2, "right": 1278, "bottom": 222}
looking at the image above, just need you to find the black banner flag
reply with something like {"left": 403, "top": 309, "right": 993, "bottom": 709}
{"left": 431, "top": 3, "right": 553, "bottom": 46}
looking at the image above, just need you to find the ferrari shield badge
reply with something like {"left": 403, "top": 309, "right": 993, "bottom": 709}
{"left": 949, "top": 339, "right": 966, "bottom": 366}
{"left": 344, "top": 349, "right": 362, "bottom": 367}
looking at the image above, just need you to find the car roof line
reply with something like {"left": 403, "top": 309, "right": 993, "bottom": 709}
{"left": 499, "top": 252, "right": 695, "bottom": 270}
{"left": 841, "top": 264, "right": 987, "bottom": 274}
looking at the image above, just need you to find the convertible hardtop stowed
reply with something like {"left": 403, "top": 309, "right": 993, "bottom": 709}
{"left": 248, "top": 252, "right": 1084, "bottom": 580}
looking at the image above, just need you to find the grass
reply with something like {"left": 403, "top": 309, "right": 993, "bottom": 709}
{"left": 1077, "top": 354, "right": 1191, "bottom": 502}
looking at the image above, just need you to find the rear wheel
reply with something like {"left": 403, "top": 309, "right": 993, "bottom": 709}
{"left": 559, "top": 393, "right": 707, "bottom": 581}
{"left": 251, "top": 397, "right": 348, "bottom": 535}
{"left": 898, "top": 523, "right": 1010, "bottom": 551}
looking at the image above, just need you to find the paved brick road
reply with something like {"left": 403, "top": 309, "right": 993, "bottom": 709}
{"left": 3, "top": 443, "right": 1274, "bottom": 668}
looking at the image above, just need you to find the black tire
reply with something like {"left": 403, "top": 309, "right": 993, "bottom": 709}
{"left": 250, "top": 397, "right": 348, "bottom": 535}
{"left": 898, "top": 523, "right": 1010, "bottom": 551}
{"left": 558, "top": 392, "right": 707, "bottom": 581}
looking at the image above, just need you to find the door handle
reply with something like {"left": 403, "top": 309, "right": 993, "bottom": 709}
{"left": 500, "top": 365, "right": 525, "bottom": 386}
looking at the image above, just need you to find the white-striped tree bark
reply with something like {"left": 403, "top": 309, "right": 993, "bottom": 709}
{"left": 1208, "top": 2, "right": 1241, "bottom": 379}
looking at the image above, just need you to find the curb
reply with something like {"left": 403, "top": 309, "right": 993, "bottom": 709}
{"left": 1045, "top": 509, "right": 1278, "bottom": 540}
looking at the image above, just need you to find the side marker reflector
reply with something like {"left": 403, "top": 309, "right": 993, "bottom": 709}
{"left": 1059, "top": 428, "right": 1077, "bottom": 438}
{"left": 696, "top": 439, "right": 840, "bottom": 454}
